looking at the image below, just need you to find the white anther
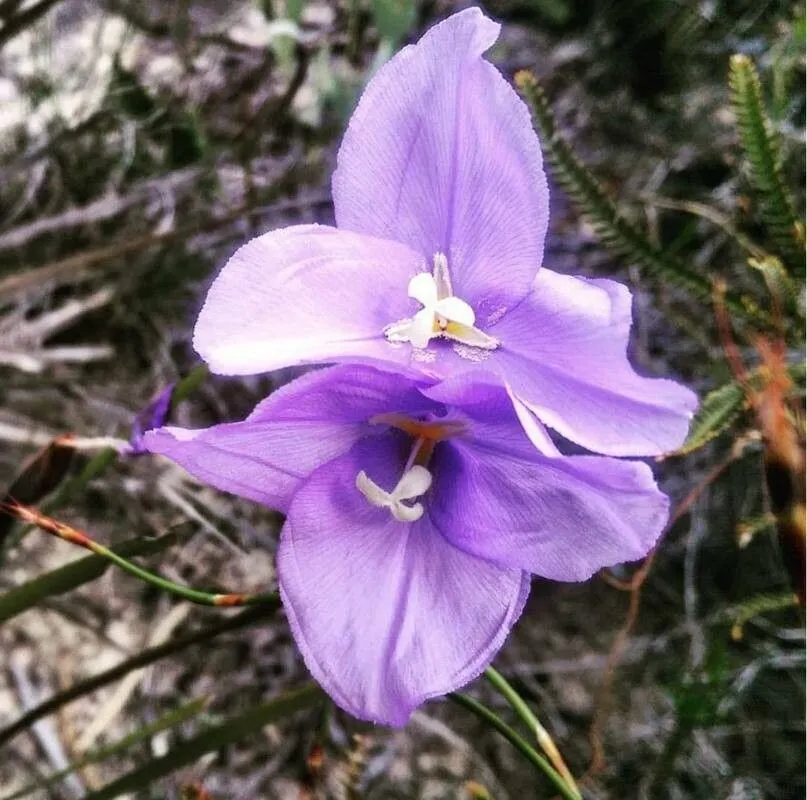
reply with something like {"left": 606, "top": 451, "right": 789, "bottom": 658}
{"left": 355, "top": 465, "right": 433, "bottom": 523}
{"left": 384, "top": 253, "right": 499, "bottom": 351}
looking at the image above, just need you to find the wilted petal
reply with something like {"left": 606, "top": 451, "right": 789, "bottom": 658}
{"left": 492, "top": 270, "right": 698, "bottom": 456}
{"left": 278, "top": 438, "right": 529, "bottom": 726}
{"left": 194, "top": 225, "right": 425, "bottom": 375}
{"left": 333, "top": 8, "right": 549, "bottom": 319}
{"left": 431, "top": 441, "right": 669, "bottom": 582}
{"left": 128, "top": 384, "right": 174, "bottom": 455}
{"left": 143, "top": 365, "right": 433, "bottom": 512}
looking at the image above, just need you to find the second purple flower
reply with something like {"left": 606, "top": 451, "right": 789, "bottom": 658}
{"left": 145, "top": 364, "right": 669, "bottom": 726}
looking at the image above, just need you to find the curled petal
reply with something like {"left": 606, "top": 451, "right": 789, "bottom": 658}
{"left": 279, "top": 438, "right": 529, "bottom": 726}
{"left": 144, "top": 365, "right": 434, "bottom": 512}
{"left": 432, "top": 440, "right": 669, "bottom": 582}
{"left": 493, "top": 270, "right": 698, "bottom": 456}
{"left": 194, "top": 225, "right": 425, "bottom": 375}
{"left": 333, "top": 8, "right": 549, "bottom": 318}
{"left": 127, "top": 384, "right": 174, "bottom": 456}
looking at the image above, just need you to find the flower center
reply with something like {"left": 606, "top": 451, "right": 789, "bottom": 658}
{"left": 384, "top": 253, "right": 499, "bottom": 351}
{"left": 355, "top": 413, "right": 467, "bottom": 523}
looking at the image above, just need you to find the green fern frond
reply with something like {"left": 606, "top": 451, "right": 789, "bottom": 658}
{"left": 729, "top": 54, "right": 804, "bottom": 276}
{"left": 514, "top": 71, "right": 766, "bottom": 326}
{"left": 674, "top": 379, "right": 747, "bottom": 456}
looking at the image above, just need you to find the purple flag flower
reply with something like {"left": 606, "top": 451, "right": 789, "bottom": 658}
{"left": 191, "top": 7, "right": 697, "bottom": 457}
{"left": 144, "top": 364, "right": 669, "bottom": 725}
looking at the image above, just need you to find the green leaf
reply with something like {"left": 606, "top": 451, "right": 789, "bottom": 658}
{"left": 675, "top": 380, "right": 747, "bottom": 456}
{"left": 284, "top": 0, "right": 304, "bottom": 22}
{"left": 513, "top": 71, "right": 768, "bottom": 326}
{"left": 169, "top": 364, "right": 209, "bottom": 409}
{"left": 0, "top": 535, "right": 176, "bottom": 625}
{"left": 729, "top": 54, "right": 804, "bottom": 276}
{"left": 371, "top": 0, "right": 417, "bottom": 44}
{"left": 81, "top": 683, "right": 323, "bottom": 800}
{"left": 672, "top": 362, "right": 806, "bottom": 456}
{"left": 2, "top": 698, "right": 209, "bottom": 800}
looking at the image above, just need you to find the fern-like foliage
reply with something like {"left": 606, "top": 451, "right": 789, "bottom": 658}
{"left": 514, "top": 70, "right": 768, "bottom": 326}
{"left": 729, "top": 54, "right": 805, "bottom": 276}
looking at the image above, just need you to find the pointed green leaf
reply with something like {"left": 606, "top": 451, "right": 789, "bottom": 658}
{"left": 0, "top": 535, "right": 176, "bottom": 625}
{"left": 2, "top": 698, "right": 209, "bottom": 800}
{"left": 675, "top": 380, "right": 748, "bottom": 456}
{"left": 81, "top": 683, "right": 323, "bottom": 800}
{"left": 729, "top": 54, "right": 804, "bottom": 276}
{"left": 371, "top": 0, "right": 417, "bottom": 44}
{"left": 672, "top": 362, "right": 805, "bottom": 456}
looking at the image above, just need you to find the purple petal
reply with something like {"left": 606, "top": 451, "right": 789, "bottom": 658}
{"left": 194, "top": 225, "right": 425, "bottom": 375}
{"left": 143, "top": 366, "right": 431, "bottom": 512}
{"left": 420, "top": 370, "right": 561, "bottom": 456}
{"left": 333, "top": 8, "right": 549, "bottom": 318}
{"left": 491, "top": 269, "right": 698, "bottom": 456}
{"left": 431, "top": 440, "right": 669, "bottom": 582}
{"left": 278, "top": 436, "right": 529, "bottom": 726}
{"left": 128, "top": 384, "right": 174, "bottom": 455}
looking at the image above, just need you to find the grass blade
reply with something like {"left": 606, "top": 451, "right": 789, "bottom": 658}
{"left": 82, "top": 683, "right": 323, "bottom": 800}
{"left": 0, "top": 535, "right": 176, "bottom": 624}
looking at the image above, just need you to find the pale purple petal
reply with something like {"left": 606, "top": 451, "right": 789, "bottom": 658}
{"left": 143, "top": 366, "right": 432, "bottom": 512}
{"left": 278, "top": 437, "right": 529, "bottom": 726}
{"left": 491, "top": 269, "right": 698, "bottom": 456}
{"left": 333, "top": 8, "right": 549, "bottom": 318}
{"left": 431, "top": 441, "right": 669, "bottom": 582}
{"left": 194, "top": 225, "right": 425, "bottom": 375}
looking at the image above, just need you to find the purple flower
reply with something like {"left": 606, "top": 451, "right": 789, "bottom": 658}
{"left": 191, "top": 7, "right": 697, "bottom": 458}
{"left": 144, "top": 364, "right": 669, "bottom": 725}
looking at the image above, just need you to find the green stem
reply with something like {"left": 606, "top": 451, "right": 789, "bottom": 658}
{"left": 484, "top": 667, "right": 540, "bottom": 733}
{"left": 75, "top": 537, "right": 276, "bottom": 607}
{"left": 484, "top": 668, "right": 582, "bottom": 798}
{"left": 449, "top": 693, "right": 578, "bottom": 800}
{"left": 10, "top": 502, "right": 276, "bottom": 607}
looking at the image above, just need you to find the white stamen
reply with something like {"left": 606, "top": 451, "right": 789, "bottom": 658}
{"left": 408, "top": 272, "right": 439, "bottom": 307}
{"left": 433, "top": 252, "right": 453, "bottom": 299}
{"left": 383, "top": 253, "right": 499, "bottom": 351}
{"left": 355, "top": 465, "right": 433, "bottom": 523}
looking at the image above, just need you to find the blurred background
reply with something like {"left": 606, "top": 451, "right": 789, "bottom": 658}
{"left": 0, "top": 1, "right": 803, "bottom": 798}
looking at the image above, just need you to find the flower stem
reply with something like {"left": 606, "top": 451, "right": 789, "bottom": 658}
{"left": 2, "top": 501, "right": 277, "bottom": 607}
{"left": 484, "top": 667, "right": 582, "bottom": 799}
{"left": 448, "top": 693, "right": 579, "bottom": 800}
